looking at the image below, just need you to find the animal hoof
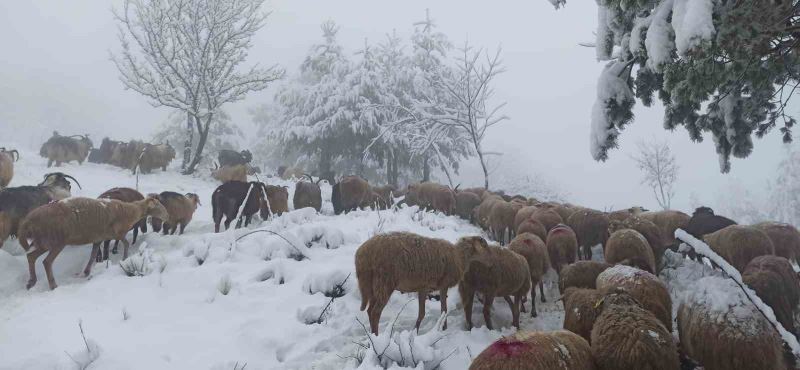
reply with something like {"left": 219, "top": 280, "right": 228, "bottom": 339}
{"left": 25, "top": 280, "right": 36, "bottom": 290}
{"left": 112, "top": 246, "right": 118, "bottom": 254}
{"left": 531, "top": 311, "right": 538, "bottom": 318}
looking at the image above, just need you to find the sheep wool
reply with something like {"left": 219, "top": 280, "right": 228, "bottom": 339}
{"left": 469, "top": 330, "right": 596, "bottom": 370}
{"left": 604, "top": 229, "right": 656, "bottom": 273}
{"left": 508, "top": 233, "right": 550, "bottom": 317}
{"left": 562, "top": 287, "right": 603, "bottom": 343}
{"left": 558, "top": 261, "right": 611, "bottom": 293}
{"left": 595, "top": 265, "right": 672, "bottom": 332}
{"left": 703, "top": 225, "right": 775, "bottom": 272}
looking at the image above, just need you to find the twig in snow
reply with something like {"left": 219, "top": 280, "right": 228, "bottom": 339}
{"left": 235, "top": 229, "right": 309, "bottom": 260}
{"left": 315, "top": 273, "right": 351, "bottom": 324}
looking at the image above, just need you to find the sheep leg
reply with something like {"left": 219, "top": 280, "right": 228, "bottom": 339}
{"left": 85, "top": 243, "right": 101, "bottom": 276}
{"left": 437, "top": 288, "right": 449, "bottom": 330}
{"left": 415, "top": 291, "right": 427, "bottom": 333}
{"left": 530, "top": 282, "right": 538, "bottom": 317}
{"left": 170, "top": 225, "right": 177, "bottom": 235}
{"left": 482, "top": 293, "right": 495, "bottom": 330}
{"left": 512, "top": 294, "right": 522, "bottom": 329}
{"left": 43, "top": 246, "right": 65, "bottom": 290}
{"left": 121, "top": 238, "right": 131, "bottom": 260}
{"left": 25, "top": 247, "right": 47, "bottom": 289}
{"left": 179, "top": 222, "right": 187, "bottom": 235}
{"left": 214, "top": 222, "right": 221, "bottom": 233}
{"left": 539, "top": 280, "right": 546, "bottom": 303}
{"left": 162, "top": 224, "right": 169, "bottom": 235}
{"left": 112, "top": 240, "right": 120, "bottom": 255}
{"left": 132, "top": 225, "right": 139, "bottom": 244}
{"left": 367, "top": 294, "right": 389, "bottom": 335}
{"left": 461, "top": 289, "right": 475, "bottom": 330}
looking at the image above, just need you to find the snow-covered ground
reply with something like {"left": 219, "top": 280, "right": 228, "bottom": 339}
{"left": 0, "top": 145, "right": 569, "bottom": 370}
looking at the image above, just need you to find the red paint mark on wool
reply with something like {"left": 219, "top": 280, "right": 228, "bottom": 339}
{"left": 486, "top": 340, "right": 528, "bottom": 357}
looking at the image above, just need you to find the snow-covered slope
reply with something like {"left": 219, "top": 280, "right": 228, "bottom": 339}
{"left": 0, "top": 145, "right": 567, "bottom": 370}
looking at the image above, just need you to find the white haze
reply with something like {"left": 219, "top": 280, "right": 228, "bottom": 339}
{"left": 0, "top": 0, "right": 784, "bottom": 212}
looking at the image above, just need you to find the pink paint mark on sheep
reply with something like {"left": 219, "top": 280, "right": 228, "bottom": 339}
{"left": 485, "top": 339, "right": 529, "bottom": 358}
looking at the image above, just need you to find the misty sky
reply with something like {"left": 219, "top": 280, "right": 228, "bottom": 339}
{"left": 0, "top": 1, "right": 787, "bottom": 212}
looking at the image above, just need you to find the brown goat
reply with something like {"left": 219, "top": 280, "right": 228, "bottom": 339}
{"left": 135, "top": 142, "right": 175, "bottom": 174}
{"left": 293, "top": 175, "right": 322, "bottom": 211}
{"left": 211, "top": 163, "right": 248, "bottom": 183}
{"left": 455, "top": 191, "right": 481, "bottom": 222}
{"left": 151, "top": 192, "right": 201, "bottom": 235}
{"left": 17, "top": 196, "right": 168, "bottom": 290}
{"left": 332, "top": 176, "right": 370, "bottom": 215}
{"left": 355, "top": 232, "right": 489, "bottom": 335}
{"left": 263, "top": 185, "right": 289, "bottom": 217}
{"left": 97, "top": 187, "right": 147, "bottom": 261}
{"left": 0, "top": 148, "right": 18, "bottom": 189}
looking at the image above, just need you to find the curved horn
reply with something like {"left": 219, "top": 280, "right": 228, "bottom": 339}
{"left": 303, "top": 173, "right": 314, "bottom": 183}
{"left": 62, "top": 174, "right": 82, "bottom": 189}
{"left": 9, "top": 150, "right": 19, "bottom": 162}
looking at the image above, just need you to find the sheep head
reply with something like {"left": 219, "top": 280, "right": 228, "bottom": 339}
{"left": 456, "top": 235, "right": 489, "bottom": 263}
{"left": 694, "top": 206, "right": 715, "bottom": 216}
{"left": 185, "top": 193, "right": 201, "bottom": 208}
{"left": 144, "top": 196, "right": 169, "bottom": 220}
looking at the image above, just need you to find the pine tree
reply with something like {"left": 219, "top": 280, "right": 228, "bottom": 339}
{"left": 553, "top": 0, "right": 800, "bottom": 173}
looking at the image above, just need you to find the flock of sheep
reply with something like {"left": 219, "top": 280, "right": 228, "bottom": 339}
{"left": 1, "top": 136, "right": 800, "bottom": 370}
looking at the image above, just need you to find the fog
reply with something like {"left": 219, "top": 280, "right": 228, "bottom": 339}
{"left": 0, "top": 0, "right": 784, "bottom": 211}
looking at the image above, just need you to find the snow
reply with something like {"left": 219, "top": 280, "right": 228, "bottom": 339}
{"left": 590, "top": 60, "right": 633, "bottom": 160}
{"left": 0, "top": 145, "right": 568, "bottom": 369}
{"left": 644, "top": 0, "right": 675, "bottom": 71}
{"left": 671, "top": 0, "right": 716, "bottom": 56}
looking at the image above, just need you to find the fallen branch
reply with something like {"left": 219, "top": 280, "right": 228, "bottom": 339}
{"left": 235, "top": 229, "right": 309, "bottom": 260}
{"left": 315, "top": 273, "right": 351, "bottom": 324}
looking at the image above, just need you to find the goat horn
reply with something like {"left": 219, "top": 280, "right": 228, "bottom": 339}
{"left": 9, "top": 150, "right": 19, "bottom": 162}
{"left": 303, "top": 173, "right": 314, "bottom": 182}
{"left": 62, "top": 174, "right": 82, "bottom": 189}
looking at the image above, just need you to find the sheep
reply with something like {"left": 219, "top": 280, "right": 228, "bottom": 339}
{"left": 461, "top": 187, "right": 488, "bottom": 199}
{"left": 595, "top": 265, "right": 672, "bottom": 332}
{"left": 97, "top": 187, "right": 147, "bottom": 261}
{"left": 412, "top": 182, "right": 455, "bottom": 215}
{"left": 638, "top": 210, "right": 690, "bottom": 250}
{"left": 546, "top": 223, "right": 578, "bottom": 275}
{"left": 558, "top": 261, "right": 611, "bottom": 292}
{"left": 355, "top": 232, "right": 489, "bottom": 335}
{"left": 607, "top": 206, "right": 647, "bottom": 222}
{"left": 293, "top": 175, "right": 322, "bottom": 211}
{"left": 753, "top": 222, "right": 800, "bottom": 263}
{"left": 0, "top": 148, "right": 18, "bottom": 189}
{"left": 516, "top": 218, "right": 547, "bottom": 242}
{"left": 677, "top": 275, "right": 789, "bottom": 370}
{"left": 263, "top": 185, "right": 289, "bottom": 217}
{"left": 134, "top": 142, "right": 175, "bottom": 174}
{"left": 552, "top": 204, "right": 577, "bottom": 224}
{"left": 604, "top": 229, "right": 656, "bottom": 273}
{"left": 211, "top": 181, "right": 268, "bottom": 232}
{"left": 531, "top": 208, "right": 563, "bottom": 232}
{"left": 488, "top": 200, "right": 523, "bottom": 244}
{"left": 371, "top": 185, "right": 396, "bottom": 208}
{"left": 459, "top": 243, "right": 531, "bottom": 330}
{"left": 455, "top": 190, "right": 481, "bottom": 222}
{"left": 608, "top": 217, "right": 665, "bottom": 271}
{"left": 508, "top": 233, "right": 550, "bottom": 317}
{"left": 468, "top": 330, "right": 596, "bottom": 370}
{"left": 742, "top": 255, "right": 800, "bottom": 336}
{"left": 88, "top": 137, "right": 121, "bottom": 164}
{"left": 217, "top": 149, "right": 252, "bottom": 167}
{"left": 566, "top": 209, "right": 610, "bottom": 260}
{"left": 475, "top": 195, "right": 503, "bottom": 229}
{"left": 211, "top": 163, "right": 248, "bottom": 183}
{"left": 562, "top": 287, "right": 603, "bottom": 343}
{"left": 703, "top": 225, "right": 775, "bottom": 272}
{"left": 514, "top": 206, "right": 538, "bottom": 230}
{"left": 685, "top": 206, "right": 737, "bottom": 240}
{"left": 0, "top": 173, "right": 79, "bottom": 248}
{"left": 17, "top": 196, "right": 169, "bottom": 290}
{"left": 110, "top": 140, "right": 146, "bottom": 169}
{"left": 332, "top": 176, "right": 370, "bottom": 215}
{"left": 591, "top": 291, "right": 680, "bottom": 370}
{"left": 150, "top": 192, "right": 201, "bottom": 235}
{"left": 39, "top": 133, "right": 93, "bottom": 167}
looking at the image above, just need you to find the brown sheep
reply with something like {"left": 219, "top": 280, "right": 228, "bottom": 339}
{"left": 371, "top": 185, "right": 396, "bottom": 208}
{"left": 475, "top": 195, "right": 503, "bottom": 229}
{"left": 508, "top": 233, "right": 550, "bottom": 317}
{"left": 703, "top": 225, "right": 775, "bottom": 272}
{"left": 678, "top": 276, "right": 788, "bottom": 370}
{"left": 332, "top": 176, "right": 370, "bottom": 215}
{"left": 355, "top": 232, "right": 489, "bottom": 335}
{"left": 608, "top": 217, "right": 665, "bottom": 271}
{"left": 567, "top": 209, "right": 610, "bottom": 260}
{"left": 469, "top": 330, "right": 596, "bottom": 370}
{"left": 516, "top": 218, "right": 547, "bottom": 242}
{"left": 461, "top": 187, "right": 488, "bottom": 199}
{"left": 40, "top": 133, "right": 93, "bottom": 167}
{"left": 97, "top": 187, "right": 147, "bottom": 261}
{"left": 459, "top": 243, "right": 531, "bottom": 330}
{"left": 293, "top": 175, "right": 322, "bottom": 212}
{"left": 591, "top": 291, "right": 680, "bottom": 370}
{"left": 135, "top": 142, "right": 175, "bottom": 174}
{"left": 488, "top": 200, "right": 522, "bottom": 244}
{"left": 607, "top": 206, "right": 647, "bottom": 222}
{"left": 639, "top": 210, "right": 690, "bottom": 250}
{"left": 562, "top": 287, "right": 603, "bottom": 343}
{"left": 513, "top": 206, "right": 538, "bottom": 230}
{"left": 412, "top": 182, "right": 455, "bottom": 215}
{"left": 531, "top": 208, "right": 563, "bottom": 232}
{"left": 753, "top": 222, "right": 800, "bottom": 263}
{"left": 558, "top": 261, "right": 611, "bottom": 293}
{"left": 742, "top": 255, "right": 800, "bottom": 336}
{"left": 17, "top": 196, "right": 169, "bottom": 290}
{"left": 455, "top": 191, "right": 481, "bottom": 222}
{"left": 150, "top": 192, "right": 201, "bottom": 235}
{"left": 0, "top": 148, "right": 18, "bottom": 189}
{"left": 211, "top": 163, "right": 247, "bottom": 183}
{"left": 604, "top": 229, "right": 656, "bottom": 274}
{"left": 546, "top": 224, "right": 578, "bottom": 275}
{"left": 263, "top": 185, "right": 289, "bottom": 217}
{"left": 552, "top": 204, "right": 577, "bottom": 224}
{"left": 596, "top": 265, "right": 672, "bottom": 332}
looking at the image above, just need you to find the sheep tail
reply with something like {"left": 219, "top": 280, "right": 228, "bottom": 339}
{"left": 358, "top": 269, "right": 372, "bottom": 311}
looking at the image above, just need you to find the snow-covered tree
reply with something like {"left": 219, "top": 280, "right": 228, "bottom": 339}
{"left": 631, "top": 138, "right": 678, "bottom": 210}
{"left": 112, "top": 0, "right": 283, "bottom": 174}
{"left": 153, "top": 110, "right": 243, "bottom": 169}
{"left": 767, "top": 145, "right": 800, "bottom": 225}
{"left": 551, "top": 0, "right": 800, "bottom": 173}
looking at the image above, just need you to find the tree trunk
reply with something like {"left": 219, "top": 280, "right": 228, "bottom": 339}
{"left": 423, "top": 158, "right": 431, "bottom": 182}
{"left": 319, "top": 143, "right": 334, "bottom": 184}
{"left": 473, "top": 136, "right": 490, "bottom": 189}
{"left": 184, "top": 114, "right": 212, "bottom": 175}
{"left": 182, "top": 110, "right": 193, "bottom": 170}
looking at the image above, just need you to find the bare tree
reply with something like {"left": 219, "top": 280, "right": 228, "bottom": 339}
{"left": 111, "top": 0, "right": 284, "bottom": 174}
{"left": 423, "top": 42, "right": 508, "bottom": 189}
{"left": 631, "top": 139, "right": 678, "bottom": 210}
